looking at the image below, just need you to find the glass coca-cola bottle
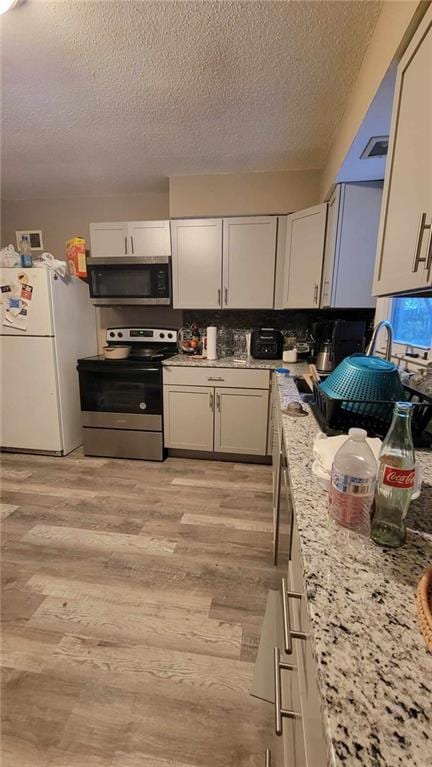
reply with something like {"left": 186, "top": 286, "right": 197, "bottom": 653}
{"left": 371, "top": 402, "right": 415, "bottom": 548}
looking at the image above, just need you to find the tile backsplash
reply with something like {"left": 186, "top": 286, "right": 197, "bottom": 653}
{"left": 97, "top": 306, "right": 375, "bottom": 355}
{"left": 183, "top": 308, "right": 375, "bottom": 357}
{"left": 183, "top": 309, "right": 374, "bottom": 332}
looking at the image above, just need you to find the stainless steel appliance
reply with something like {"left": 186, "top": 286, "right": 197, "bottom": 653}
{"left": 313, "top": 319, "right": 366, "bottom": 370}
{"left": 86, "top": 257, "right": 171, "bottom": 305}
{"left": 315, "top": 341, "right": 334, "bottom": 373}
{"left": 251, "top": 328, "right": 283, "bottom": 359}
{"left": 77, "top": 327, "right": 178, "bottom": 460}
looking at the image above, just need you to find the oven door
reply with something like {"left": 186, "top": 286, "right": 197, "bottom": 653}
{"left": 78, "top": 362, "right": 162, "bottom": 431}
{"left": 87, "top": 257, "right": 171, "bottom": 305}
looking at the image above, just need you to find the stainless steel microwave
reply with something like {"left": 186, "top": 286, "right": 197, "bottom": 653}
{"left": 86, "top": 256, "right": 171, "bottom": 305}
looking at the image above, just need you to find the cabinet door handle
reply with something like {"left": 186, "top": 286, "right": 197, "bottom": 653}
{"left": 216, "top": 393, "right": 221, "bottom": 412}
{"left": 273, "top": 448, "right": 282, "bottom": 567}
{"left": 209, "top": 393, "right": 214, "bottom": 411}
{"left": 218, "top": 288, "right": 221, "bottom": 306}
{"left": 281, "top": 577, "right": 307, "bottom": 655}
{"left": 412, "top": 213, "right": 431, "bottom": 272}
{"left": 124, "top": 236, "right": 128, "bottom": 255}
{"left": 273, "top": 647, "right": 301, "bottom": 736}
{"left": 208, "top": 376, "right": 224, "bottom": 382}
{"left": 130, "top": 236, "right": 135, "bottom": 255}
{"left": 265, "top": 748, "right": 271, "bottom": 767}
{"left": 313, "top": 283, "right": 319, "bottom": 304}
{"left": 224, "top": 287, "right": 228, "bottom": 305}
{"left": 426, "top": 223, "right": 432, "bottom": 277}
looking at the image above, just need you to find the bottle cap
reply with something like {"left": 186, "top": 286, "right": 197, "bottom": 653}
{"left": 348, "top": 428, "right": 367, "bottom": 441}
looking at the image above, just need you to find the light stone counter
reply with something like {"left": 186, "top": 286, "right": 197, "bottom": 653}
{"left": 163, "top": 354, "right": 309, "bottom": 374}
{"left": 277, "top": 373, "right": 432, "bottom": 767}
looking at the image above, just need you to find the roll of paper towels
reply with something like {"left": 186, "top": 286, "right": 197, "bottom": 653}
{"left": 207, "top": 326, "right": 217, "bottom": 360}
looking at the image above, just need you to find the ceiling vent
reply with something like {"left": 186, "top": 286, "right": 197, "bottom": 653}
{"left": 360, "top": 136, "right": 389, "bottom": 159}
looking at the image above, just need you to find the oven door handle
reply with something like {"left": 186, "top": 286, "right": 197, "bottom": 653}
{"left": 77, "top": 363, "right": 161, "bottom": 374}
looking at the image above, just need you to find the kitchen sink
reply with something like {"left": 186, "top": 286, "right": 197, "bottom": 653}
{"left": 293, "top": 376, "right": 315, "bottom": 403}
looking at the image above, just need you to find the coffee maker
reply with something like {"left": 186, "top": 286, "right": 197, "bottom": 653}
{"left": 313, "top": 321, "right": 335, "bottom": 373}
{"left": 313, "top": 320, "right": 366, "bottom": 373}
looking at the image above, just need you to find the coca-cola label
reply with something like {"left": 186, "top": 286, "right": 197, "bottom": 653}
{"left": 382, "top": 465, "right": 415, "bottom": 489}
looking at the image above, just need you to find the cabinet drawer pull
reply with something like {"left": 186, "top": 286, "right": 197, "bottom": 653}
{"left": 130, "top": 235, "right": 135, "bottom": 255}
{"left": 273, "top": 647, "right": 301, "bottom": 736}
{"left": 224, "top": 287, "right": 228, "bottom": 305}
{"left": 313, "top": 283, "right": 319, "bottom": 304}
{"left": 412, "top": 213, "right": 431, "bottom": 272}
{"left": 281, "top": 577, "right": 308, "bottom": 655}
{"left": 216, "top": 393, "right": 221, "bottom": 412}
{"left": 426, "top": 225, "right": 432, "bottom": 276}
{"left": 265, "top": 748, "right": 271, "bottom": 767}
{"left": 273, "top": 448, "right": 282, "bottom": 567}
{"left": 208, "top": 376, "right": 224, "bottom": 382}
{"left": 209, "top": 393, "right": 214, "bottom": 411}
{"left": 218, "top": 288, "right": 221, "bottom": 306}
{"left": 124, "top": 236, "right": 128, "bottom": 254}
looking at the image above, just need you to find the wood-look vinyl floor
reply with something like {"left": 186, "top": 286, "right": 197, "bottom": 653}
{"left": 1, "top": 449, "right": 285, "bottom": 767}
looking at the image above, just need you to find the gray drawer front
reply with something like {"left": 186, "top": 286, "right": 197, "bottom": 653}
{"left": 288, "top": 521, "right": 329, "bottom": 767}
{"left": 163, "top": 365, "right": 270, "bottom": 389}
{"left": 252, "top": 591, "right": 307, "bottom": 767}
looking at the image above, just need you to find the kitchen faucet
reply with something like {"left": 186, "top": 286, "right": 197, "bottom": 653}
{"left": 366, "top": 320, "right": 393, "bottom": 361}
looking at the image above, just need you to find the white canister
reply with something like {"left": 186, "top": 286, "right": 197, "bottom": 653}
{"left": 207, "top": 326, "right": 217, "bottom": 360}
{"left": 283, "top": 348, "right": 298, "bottom": 363}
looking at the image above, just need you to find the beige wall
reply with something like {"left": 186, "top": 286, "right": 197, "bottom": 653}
{"left": 320, "top": 0, "right": 428, "bottom": 200}
{"left": 1, "top": 186, "right": 172, "bottom": 351}
{"left": 169, "top": 170, "right": 321, "bottom": 218}
{"left": 1, "top": 186, "right": 169, "bottom": 258}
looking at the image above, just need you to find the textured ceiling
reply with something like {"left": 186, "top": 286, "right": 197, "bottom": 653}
{"left": 1, "top": 0, "right": 381, "bottom": 199}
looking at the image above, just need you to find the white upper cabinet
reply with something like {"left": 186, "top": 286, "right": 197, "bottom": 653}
{"left": 89, "top": 222, "right": 128, "bottom": 257}
{"left": 321, "top": 183, "right": 382, "bottom": 309}
{"left": 128, "top": 221, "right": 171, "bottom": 257}
{"left": 171, "top": 219, "right": 222, "bottom": 309}
{"left": 373, "top": 8, "right": 432, "bottom": 296}
{"left": 223, "top": 217, "right": 277, "bottom": 309}
{"left": 283, "top": 204, "right": 327, "bottom": 309}
{"left": 90, "top": 221, "right": 171, "bottom": 258}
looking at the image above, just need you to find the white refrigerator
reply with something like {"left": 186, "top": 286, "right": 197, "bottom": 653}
{"left": 0, "top": 266, "right": 97, "bottom": 455}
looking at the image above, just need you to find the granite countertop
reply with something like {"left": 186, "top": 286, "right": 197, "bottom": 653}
{"left": 277, "top": 374, "right": 432, "bottom": 767}
{"left": 162, "top": 353, "right": 293, "bottom": 370}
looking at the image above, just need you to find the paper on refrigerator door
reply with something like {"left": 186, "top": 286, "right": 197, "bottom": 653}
{"left": 3, "top": 297, "right": 28, "bottom": 330}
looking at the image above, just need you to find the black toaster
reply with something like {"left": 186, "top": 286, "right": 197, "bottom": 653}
{"left": 251, "top": 328, "right": 283, "bottom": 359}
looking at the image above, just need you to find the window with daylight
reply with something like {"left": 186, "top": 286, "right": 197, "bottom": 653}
{"left": 391, "top": 297, "right": 432, "bottom": 349}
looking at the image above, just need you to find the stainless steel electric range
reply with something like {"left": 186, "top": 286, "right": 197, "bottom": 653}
{"left": 77, "top": 327, "right": 178, "bottom": 461}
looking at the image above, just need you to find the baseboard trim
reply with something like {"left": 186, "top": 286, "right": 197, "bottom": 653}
{"left": 167, "top": 448, "right": 271, "bottom": 464}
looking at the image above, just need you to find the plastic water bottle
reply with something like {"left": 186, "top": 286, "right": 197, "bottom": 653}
{"left": 328, "top": 428, "right": 377, "bottom": 533}
{"left": 19, "top": 234, "right": 33, "bottom": 267}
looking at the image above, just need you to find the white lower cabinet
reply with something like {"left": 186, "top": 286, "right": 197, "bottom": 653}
{"left": 214, "top": 387, "right": 268, "bottom": 455}
{"left": 253, "top": 517, "right": 327, "bottom": 765}
{"left": 163, "top": 368, "right": 271, "bottom": 457}
{"left": 163, "top": 385, "right": 214, "bottom": 451}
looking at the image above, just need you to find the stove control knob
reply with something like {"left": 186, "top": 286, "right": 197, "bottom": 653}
{"left": 117, "top": 331, "right": 123, "bottom": 338}
{"left": 160, "top": 332, "right": 165, "bottom": 339}
{"left": 109, "top": 331, "right": 115, "bottom": 338}
{"left": 167, "top": 332, "right": 173, "bottom": 339}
